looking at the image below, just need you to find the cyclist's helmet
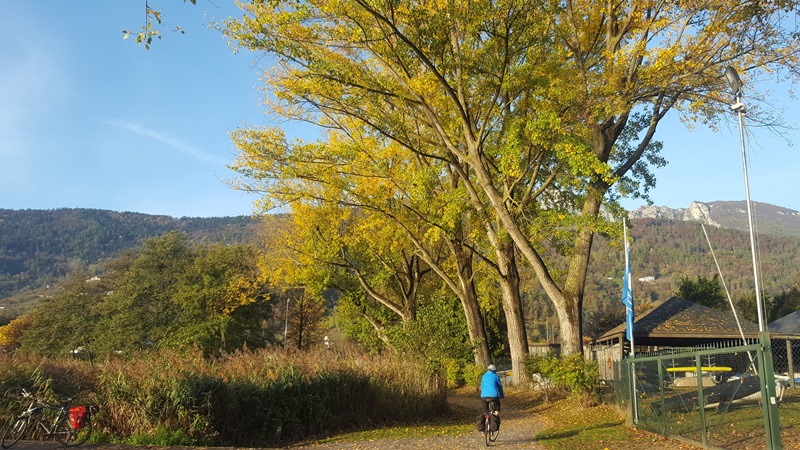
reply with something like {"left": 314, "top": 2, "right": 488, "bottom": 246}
{"left": 487, "top": 364, "right": 497, "bottom": 372}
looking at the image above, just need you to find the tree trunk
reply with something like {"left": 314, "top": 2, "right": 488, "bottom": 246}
{"left": 496, "top": 238, "right": 529, "bottom": 385}
{"left": 552, "top": 294, "right": 582, "bottom": 355}
{"left": 452, "top": 242, "right": 491, "bottom": 366}
{"left": 466, "top": 151, "right": 580, "bottom": 353}
{"left": 560, "top": 187, "right": 605, "bottom": 355}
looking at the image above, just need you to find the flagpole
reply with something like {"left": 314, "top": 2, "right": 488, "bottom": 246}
{"left": 623, "top": 218, "right": 638, "bottom": 423}
{"left": 624, "top": 219, "right": 635, "bottom": 357}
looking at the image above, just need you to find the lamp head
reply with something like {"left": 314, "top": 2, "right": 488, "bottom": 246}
{"left": 724, "top": 66, "right": 743, "bottom": 98}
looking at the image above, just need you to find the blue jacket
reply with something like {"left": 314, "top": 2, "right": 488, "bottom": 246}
{"left": 480, "top": 370, "right": 505, "bottom": 398}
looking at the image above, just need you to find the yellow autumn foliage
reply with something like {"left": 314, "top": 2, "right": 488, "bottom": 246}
{"left": 222, "top": 0, "right": 800, "bottom": 356}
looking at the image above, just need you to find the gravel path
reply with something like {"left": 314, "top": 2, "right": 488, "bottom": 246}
{"left": 290, "top": 389, "right": 548, "bottom": 449}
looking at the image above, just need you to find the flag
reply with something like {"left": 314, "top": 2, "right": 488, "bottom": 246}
{"left": 622, "top": 223, "right": 634, "bottom": 343}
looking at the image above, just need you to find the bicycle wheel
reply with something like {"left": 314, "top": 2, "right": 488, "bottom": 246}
{"left": 1, "top": 416, "right": 29, "bottom": 449}
{"left": 54, "top": 414, "right": 92, "bottom": 447}
{"left": 488, "top": 426, "right": 499, "bottom": 443}
{"left": 484, "top": 415, "right": 491, "bottom": 447}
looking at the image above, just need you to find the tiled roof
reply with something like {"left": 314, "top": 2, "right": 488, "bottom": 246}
{"left": 597, "top": 296, "right": 760, "bottom": 341}
{"left": 768, "top": 310, "right": 800, "bottom": 334}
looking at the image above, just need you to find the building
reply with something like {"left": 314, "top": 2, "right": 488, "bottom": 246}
{"left": 591, "top": 297, "right": 800, "bottom": 380}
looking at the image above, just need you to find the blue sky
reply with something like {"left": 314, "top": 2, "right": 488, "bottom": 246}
{"left": 2, "top": 1, "right": 799, "bottom": 218}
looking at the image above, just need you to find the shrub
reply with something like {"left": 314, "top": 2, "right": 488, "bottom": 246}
{"left": 551, "top": 354, "right": 599, "bottom": 399}
{"left": 442, "top": 358, "right": 463, "bottom": 387}
{"left": 523, "top": 353, "right": 599, "bottom": 401}
{"left": 462, "top": 363, "right": 483, "bottom": 388}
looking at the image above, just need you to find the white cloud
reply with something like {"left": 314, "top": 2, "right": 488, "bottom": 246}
{"left": 107, "top": 119, "right": 227, "bottom": 166}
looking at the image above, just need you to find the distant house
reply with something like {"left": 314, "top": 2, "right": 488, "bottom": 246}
{"left": 638, "top": 276, "right": 655, "bottom": 283}
{"left": 528, "top": 343, "right": 561, "bottom": 357}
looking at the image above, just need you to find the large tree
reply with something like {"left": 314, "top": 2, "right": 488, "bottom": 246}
{"left": 89, "top": 232, "right": 271, "bottom": 357}
{"left": 259, "top": 203, "right": 431, "bottom": 345}
{"left": 223, "top": 0, "right": 800, "bottom": 355}
{"left": 677, "top": 274, "right": 726, "bottom": 309}
{"left": 233, "top": 130, "right": 495, "bottom": 365}
{"left": 15, "top": 268, "right": 109, "bottom": 358}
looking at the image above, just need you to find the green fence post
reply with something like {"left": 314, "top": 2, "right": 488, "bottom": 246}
{"left": 694, "top": 356, "right": 708, "bottom": 447}
{"left": 759, "top": 331, "right": 782, "bottom": 450}
{"left": 658, "top": 361, "right": 666, "bottom": 434}
{"left": 787, "top": 339, "right": 796, "bottom": 390}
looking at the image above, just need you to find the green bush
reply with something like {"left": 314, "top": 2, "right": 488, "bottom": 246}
{"left": 523, "top": 353, "right": 599, "bottom": 399}
{"left": 463, "top": 363, "right": 483, "bottom": 388}
{"left": 552, "top": 354, "right": 599, "bottom": 397}
{"left": 442, "top": 358, "right": 463, "bottom": 387}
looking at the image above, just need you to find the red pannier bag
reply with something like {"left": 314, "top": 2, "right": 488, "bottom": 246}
{"left": 69, "top": 406, "right": 87, "bottom": 430}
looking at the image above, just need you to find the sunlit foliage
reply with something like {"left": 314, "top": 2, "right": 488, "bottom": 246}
{"left": 223, "top": 0, "right": 800, "bottom": 356}
{"left": 8, "top": 232, "right": 272, "bottom": 358}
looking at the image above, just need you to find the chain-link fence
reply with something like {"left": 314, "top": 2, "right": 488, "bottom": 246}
{"left": 772, "top": 336, "right": 800, "bottom": 390}
{"left": 773, "top": 336, "right": 800, "bottom": 450}
{"left": 606, "top": 336, "right": 799, "bottom": 449}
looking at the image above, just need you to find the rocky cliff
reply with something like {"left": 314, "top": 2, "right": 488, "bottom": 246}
{"left": 629, "top": 201, "right": 800, "bottom": 238}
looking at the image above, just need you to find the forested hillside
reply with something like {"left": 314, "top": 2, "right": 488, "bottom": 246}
{"left": 0, "top": 208, "right": 261, "bottom": 315}
{"left": 521, "top": 218, "right": 800, "bottom": 339}
{"left": 3, "top": 208, "right": 800, "bottom": 336}
{"left": 574, "top": 218, "right": 800, "bottom": 334}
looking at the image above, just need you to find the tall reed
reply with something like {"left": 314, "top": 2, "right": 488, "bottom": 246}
{"left": 1, "top": 348, "right": 446, "bottom": 446}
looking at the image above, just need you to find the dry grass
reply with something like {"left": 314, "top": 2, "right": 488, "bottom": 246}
{"left": 1, "top": 347, "right": 447, "bottom": 447}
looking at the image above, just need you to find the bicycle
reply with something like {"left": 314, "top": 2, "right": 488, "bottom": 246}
{"left": 1, "top": 389, "right": 92, "bottom": 448}
{"left": 481, "top": 399, "right": 500, "bottom": 446}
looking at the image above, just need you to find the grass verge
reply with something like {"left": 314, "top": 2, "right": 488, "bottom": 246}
{"left": 307, "top": 397, "right": 473, "bottom": 445}
{"left": 533, "top": 398, "right": 700, "bottom": 450}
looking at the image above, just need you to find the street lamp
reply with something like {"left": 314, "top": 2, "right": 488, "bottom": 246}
{"left": 724, "top": 66, "right": 743, "bottom": 100}
{"left": 724, "top": 66, "right": 764, "bottom": 333}
{"left": 725, "top": 66, "right": 782, "bottom": 449}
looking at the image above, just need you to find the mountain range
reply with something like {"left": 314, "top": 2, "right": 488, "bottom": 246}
{"left": 629, "top": 201, "right": 800, "bottom": 239}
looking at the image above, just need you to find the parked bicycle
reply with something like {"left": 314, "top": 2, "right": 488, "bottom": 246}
{"left": 1, "top": 389, "right": 91, "bottom": 448}
{"left": 481, "top": 399, "right": 500, "bottom": 446}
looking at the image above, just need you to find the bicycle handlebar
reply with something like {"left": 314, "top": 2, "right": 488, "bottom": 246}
{"left": 18, "top": 389, "right": 75, "bottom": 407}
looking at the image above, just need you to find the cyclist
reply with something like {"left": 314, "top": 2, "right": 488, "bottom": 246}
{"left": 480, "top": 364, "right": 504, "bottom": 417}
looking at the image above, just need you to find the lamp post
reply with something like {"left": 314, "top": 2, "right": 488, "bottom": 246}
{"left": 724, "top": 66, "right": 765, "bottom": 333}
{"left": 725, "top": 66, "right": 781, "bottom": 449}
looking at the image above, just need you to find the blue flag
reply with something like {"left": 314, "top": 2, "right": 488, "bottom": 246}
{"left": 622, "top": 239, "right": 634, "bottom": 342}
